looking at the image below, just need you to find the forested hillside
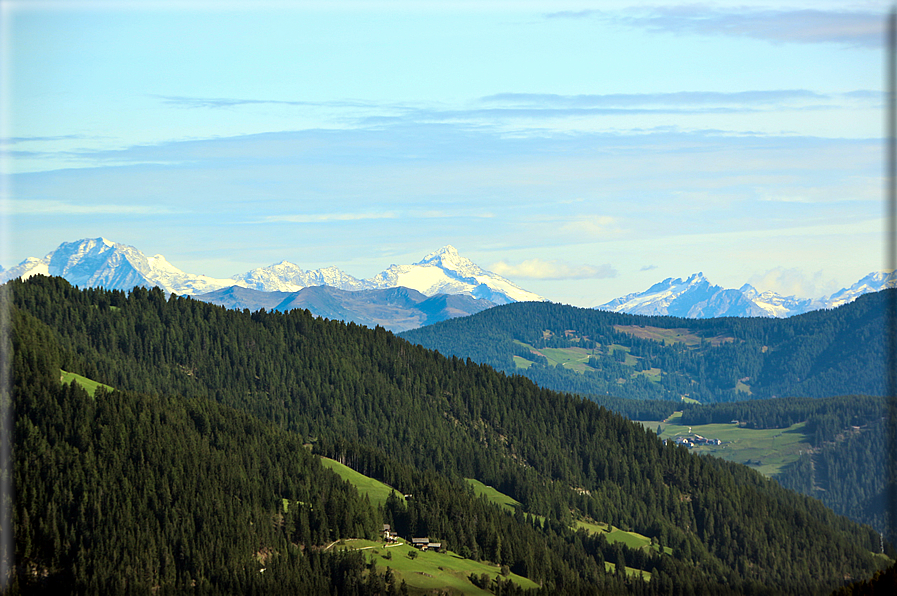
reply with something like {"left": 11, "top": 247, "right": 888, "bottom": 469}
{"left": 400, "top": 294, "right": 890, "bottom": 403}
{"left": 677, "top": 395, "right": 892, "bottom": 544}
{"left": 6, "top": 276, "right": 892, "bottom": 594}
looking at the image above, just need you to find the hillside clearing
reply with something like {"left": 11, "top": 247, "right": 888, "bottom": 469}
{"left": 59, "top": 369, "right": 113, "bottom": 397}
{"left": 337, "top": 538, "right": 540, "bottom": 594}
{"left": 641, "top": 412, "right": 811, "bottom": 477}
{"left": 319, "top": 457, "right": 406, "bottom": 508}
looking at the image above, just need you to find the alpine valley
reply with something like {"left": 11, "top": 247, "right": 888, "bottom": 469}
{"left": 5, "top": 275, "right": 894, "bottom": 595}
{"left": 4, "top": 241, "right": 897, "bottom": 595}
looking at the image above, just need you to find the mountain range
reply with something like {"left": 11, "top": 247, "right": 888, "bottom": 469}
{"left": 0, "top": 238, "right": 540, "bottom": 330}
{"left": 194, "top": 284, "right": 496, "bottom": 332}
{"left": 2, "top": 238, "right": 893, "bottom": 324}
{"left": 0, "top": 238, "right": 543, "bottom": 303}
{"left": 596, "top": 271, "right": 897, "bottom": 318}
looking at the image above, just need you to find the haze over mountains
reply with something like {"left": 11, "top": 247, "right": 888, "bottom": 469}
{"left": 2, "top": 238, "right": 893, "bottom": 324}
{"left": 194, "top": 284, "right": 496, "bottom": 332}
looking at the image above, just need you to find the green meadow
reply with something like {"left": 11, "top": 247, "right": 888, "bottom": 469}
{"left": 613, "top": 325, "right": 735, "bottom": 348}
{"left": 333, "top": 539, "right": 540, "bottom": 594}
{"left": 511, "top": 341, "right": 643, "bottom": 372}
{"left": 59, "top": 369, "right": 114, "bottom": 397}
{"left": 318, "top": 463, "right": 665, "bottom": 590}
{"left": 468, "top": 479, "right": 672, "bottom": 565}
{"left": 319, "top": 457, "right": 406, "bottom": 509}
{"left": 465, "top": 478, "right": 522, "bottom": 514}
{"left": 511, "top": 355, "right": 533, "bottom": 369}
{"left": 642, "top": 411, "right": 812, "bottom": 477}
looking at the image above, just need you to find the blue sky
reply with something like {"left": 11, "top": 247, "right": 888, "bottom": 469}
{"left": 0, "top": 0, "right": 890, "bottom": 306}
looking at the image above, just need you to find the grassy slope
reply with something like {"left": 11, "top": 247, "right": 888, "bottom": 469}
{"left": 641, "top": 411, "right": 811, "bottom": 477}
{"left": 465, "top": 478, "right": 522, "bottom": 514}
{"left": 317, "top": 462, "right": 540, "bottom": 592}
{"left": 511, "top": 341, "right": 642, "bottom": 375}
{"left": 319, "top": 456, "right": 406, "bottom": 509}
{"left": 59, "top": 369, "right": 114, "bottom": 397}
{"left": 467, "top": 479, "right": 669, "bottom": 578}
{"left": 337, "top": 539, "right": 540, "bottom": 595}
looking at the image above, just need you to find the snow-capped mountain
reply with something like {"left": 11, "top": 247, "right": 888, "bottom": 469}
{"left": 229, "top": 245, "right": 542, "bottom": 304}
{"left": 737, "top": 284, "right": 821, "bottom": 318}
{"left": 826, "top": 270, "right": 897, "bottom": 308}
{"left": 1, "top": 239, "right": 544, "bottom": 305}
{"left": 0, "top": 238, "right": 236, "bottom": 295}
{"left": 598, "top": 273, "right": 765, "bottom": 318}
{"left": 597, "top": 271, "right": 896, "bottom": 318}
{"left": 232, "top": 262, "right": 368, "bottom": 293}
{"left": 364, "top": 246, "right": 542, "bottom": 304}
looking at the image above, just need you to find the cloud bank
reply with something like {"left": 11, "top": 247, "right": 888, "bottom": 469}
{"left": 547, "top": 7, "right": 885, "bottom": 48}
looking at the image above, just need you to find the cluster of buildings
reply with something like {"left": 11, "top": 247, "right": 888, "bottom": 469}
{"left": 673, "top": 434, "right": 722, "bottom": 448}
{"left": 382, "top": 524, "right": 442, "bottom": 551}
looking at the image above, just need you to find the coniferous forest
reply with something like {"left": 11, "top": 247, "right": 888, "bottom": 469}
{"left": 3, "top": 275, "right": 894, "bottom": 594}
{"left": 399, "top": 294, "right": 890, "bottom": 403}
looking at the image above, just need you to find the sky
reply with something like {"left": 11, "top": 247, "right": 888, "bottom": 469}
{"left": 0, "top": 0, "right": 892, "bottom": 306}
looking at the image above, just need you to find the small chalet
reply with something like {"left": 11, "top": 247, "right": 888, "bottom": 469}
{"left": 411, "top": 537, "right": 442, "bottom": 551}
{"left": 382, "top": 524, "right": 398, "bottom": 543}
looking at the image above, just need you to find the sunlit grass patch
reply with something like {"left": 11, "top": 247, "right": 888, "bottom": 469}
{"left": 59, "top": 369, "right": 113, "bottom": 397}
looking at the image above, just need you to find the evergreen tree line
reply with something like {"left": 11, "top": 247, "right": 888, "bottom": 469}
{"left": 679, "top": 395, "right": 886, "bottom": 446}
{"left": 6, "top": 276, "right": 893, "bottom": 594}
{"left": 675, "top": 394, "right": 893, "bottom": 544}
{"left": 776, "top": 418, "right": 892, "bottom": 546}
{"left": 10, "top": 307, "right": 391, "bottom": 595}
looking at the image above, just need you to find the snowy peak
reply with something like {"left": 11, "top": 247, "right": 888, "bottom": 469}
{"left": 48, "top": 237, "right": 153, "bottom": 290}
{"left": 600, "top": 272, "right": 761, "bottom": 318}
{"left": 365, "top": 247, "right": 543, "bottom": 304}
{"left": 232, "top": 261, "right": 366, "bottom": 293}
{"left": 598, "top": 271, "right": 895, "bottom": 319}
{"left": 827, "top": 270, "right": 897, "bottom": 308}
{"left": 2, "top": 239, "right": 544, "bottom": 306}
{"left": 419, "top": 245, "right": 460, "bottom": 263}
{"left": 416, "top": 245, "right": 474, "bottom": 273}
{"left": 0, "top": 238, "right": 239, "bottom": 296}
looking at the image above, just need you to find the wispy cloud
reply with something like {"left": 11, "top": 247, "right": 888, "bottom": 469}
{"left": 258, "top": 212, "right": 399, "bottom": 223}
{"left": 480, "top": 90, "right": 833, "bottom": 109}
{"left": 600, "top": 7, "right": 885, "bottom": 48}
{"left": 747, "top": 267, "right": 837, "bottom": 298}
{"left": 1, "top": 134, "right": 95, "bottom": 146}
{"left": 491, "top": 258, "right": 618, "bottom": 280}
{"left": 544, "top": 10, "right": 598, "bottom": 20}
{"left": 154, "top": 95, "right": 383, "bottom": 110}
{"left": 6, "top": 200, "right": 178, "bottom": 215}
{"left": 560, "top": 216, "right": 621, "bottom": 238}
{"left": 150, "top": 88, "right": 873, "bottom": 130}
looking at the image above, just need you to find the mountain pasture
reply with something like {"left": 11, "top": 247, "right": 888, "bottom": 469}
{"left": 358, "top": 541, "right": 540, "bottom": 595}
{"left": 320, "top": 457, "right": 406, "bottom": 508}
{"left": 59, "top": 369, "right": 113, "bottom": 397}
{"left": 643, "top": 412, "right": 811, "bottom": 477}
{"left": 614, "top": 325, "right": 736, "bottom": 347}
